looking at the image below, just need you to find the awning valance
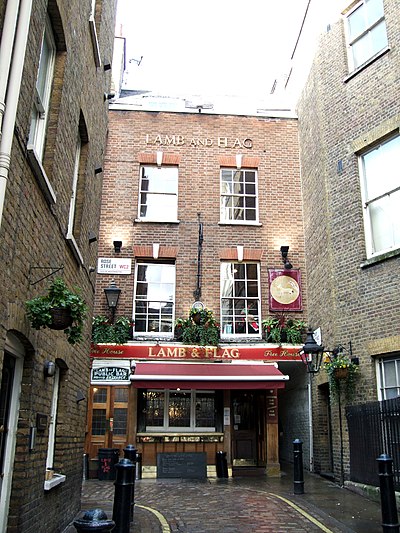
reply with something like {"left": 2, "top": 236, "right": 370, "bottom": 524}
{"left": 130, "top": 361, "right": 289, "bottom": 390}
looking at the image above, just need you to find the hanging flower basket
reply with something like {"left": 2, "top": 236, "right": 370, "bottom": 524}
{"left": 26, "top": 278, "right": 87, "bottom": 344}
{"left": 333, "top": 367, "right": 349, "bottom": 380}
{"left": 49, "top": 307, "right": 73, "bottom": 330}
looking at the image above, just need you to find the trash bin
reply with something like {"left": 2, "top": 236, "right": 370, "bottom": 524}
{"left": 98, "top": 448, "right": 120, "bottom": 480}
{"left": 135, "top": 452, "right": 142, "bottom": 480}
{"left": 216, "top": 451, "right": 228, "bottom": 478}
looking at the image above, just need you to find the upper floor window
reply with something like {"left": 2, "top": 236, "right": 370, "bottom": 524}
{"left": 133, "top": 262, "right": 175, "bottom": 336}
{"left": 220, "top": 262, "right": 261, "bottom": 338}
{"left": 359, "top": 134, "right": 400, "bottom": 257}
{"left": 220, "top": 169, "right": 258, "bottom": 223}
{"left": 138, "top": 166, "right": 178, "bottom": 222}
{"left": 29, "top": 17, "right": 56, "bottom": 160}
{"left": 377, "top": 355, "right": 400, "bottom": 400}
{"left": 346, "top": 0, "right": 388, "bottom": 71}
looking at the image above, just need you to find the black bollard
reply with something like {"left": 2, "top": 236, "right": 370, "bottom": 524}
{"left": 377, "top": 454, "right": 400, "bottom": 532}
{"left": 123, "top": 445, "right": 137, "bottom": 522}
{"left": 293, "top": 439, "right": 304, "bottom": 494}
{"left": 73, "top": 508, "right": 115, "bottom": 532}
{"left": 112, "top": 459, "right": 135, "bottom": 533}
{"left": 216, "top": 451, "right": 228, "bottom": 478}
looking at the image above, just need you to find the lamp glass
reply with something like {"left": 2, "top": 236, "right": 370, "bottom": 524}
{"left": 104, "top": 281, "right": 121, "bottom": 309}
{"left": 300, "top": 328, "right": 324, "bottom": 374}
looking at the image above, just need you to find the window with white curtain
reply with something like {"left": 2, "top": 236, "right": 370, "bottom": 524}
{"left": 138, "top": 166, "right": 178, "bottom": 222}
{"left": 359, "top": 134, "right": 400, "bottom": 257}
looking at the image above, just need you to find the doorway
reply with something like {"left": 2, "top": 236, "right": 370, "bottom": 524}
{"left": 0, "top": 335, "right": 24, "bottom": 533}
{"left": 86, "top": 385, "right": 130, "bottom": 461}
{"left": 231, "top": 391, "right": 266, "bottom": 469}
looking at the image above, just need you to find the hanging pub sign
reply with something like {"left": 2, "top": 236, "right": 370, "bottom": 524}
{"left": 91, "top": 360, "right": 131, "bottom": 384}
{"left": 268, "top": 269, "right": 302, "bottom": 311}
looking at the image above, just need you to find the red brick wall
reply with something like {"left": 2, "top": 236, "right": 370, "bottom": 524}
{"left": 95, "top": 110, "right": 306, "bottom": 325}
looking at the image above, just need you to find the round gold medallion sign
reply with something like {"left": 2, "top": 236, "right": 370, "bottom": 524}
{"left": 270, "top": 275, "right": 300, "bottom": 305}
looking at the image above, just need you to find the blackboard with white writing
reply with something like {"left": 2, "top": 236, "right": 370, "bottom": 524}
{"left": 157, "top": 452, "right": 207, "bottom": 479}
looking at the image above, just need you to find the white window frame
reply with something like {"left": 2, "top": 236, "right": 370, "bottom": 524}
{"left": 144, "top": 390, "right": 216, "bottom": 433}
{"left": 29, "top": 16, "right": 56, "bottom": 160}
{"left": 137, "top": 165, "right": 179, "bottom": 223}
{"left": 220, "top": 261, "right": 261, "bottom": 339}
{"left": 133, "top": 262, "right": 176, "bottom": 337}
{"left": 377, "top": 355, "right": 400, "bottom": 400}
{"left": 67, "top": 135, "right": 80, "bottom": 238}
{"left": 89, "top": 0, "right": 101, "bottom": 67}
{"left": 359, "top": 134, "right": 400, "bottom": 258}
{"left": 220, "top": 168, "right": 259, "bottom": 224}
{"left": 44, "top": 365, "right": 66, "bottom": 490}
{"left": 344, "top": 0, "right": 388, "bottom": 72}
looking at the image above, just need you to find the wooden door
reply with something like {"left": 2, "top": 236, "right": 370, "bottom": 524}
{"left": 232, "top": 391, "right": 258, "bottom": 466}
{"left": 86, "top": 385, "right": 130, "bottom": 460}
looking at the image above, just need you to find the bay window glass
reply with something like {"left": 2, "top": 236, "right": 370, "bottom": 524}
{"left": 346, "top": 0, "right": 388, "bottom": 70}
{"left": 360, "top": 135, "right": 400, "bottom": 257}
{"left": 141, "top": 390, "right": 216, "bottom": 431}
{"left": 220, "top": 169, "right": 258, "bottom": 223}
{"left": 134, "top": 262, "right": 175, "bottom": 335}
{"left": 220, "top": 262, "right": 261, "bottom": 337}
{"left": 138, "top": 166, "right": 178, "bottom": 221}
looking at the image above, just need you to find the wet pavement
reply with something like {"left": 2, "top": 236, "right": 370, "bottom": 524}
{"left": 64, "top": 466, "right": 385, "bottom": 532}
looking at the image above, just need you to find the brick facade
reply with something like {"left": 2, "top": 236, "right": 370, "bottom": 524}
{"left": 0, "top": 0, "right": 116, "bottom": 531}
{"left": 95, "top": 110, "right": 306, "bottom": 322}
{"left": 88, "top": 107, "right": 310, "bottom": 477}
{"left": 297, "top": 0, "right": 400, "bottom": 480}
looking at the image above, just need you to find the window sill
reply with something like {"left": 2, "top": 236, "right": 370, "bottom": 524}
{"left": 344, "top": 46, "right": 390, "bottom": 83}
{"left": 134, "top": 218, "right": 180, "bottom": 224}
{"left": 89, "top": 16, "right": 101, "bottom": 67}
{"left": 27, "top": 145, "right": 57, "bottom": 205}
{"left": 218, "top": 221, "right": 262, "bottom": 227}
{"left": 44, "top": 473, "right": 66, "bottom": 491}
{"left": 66, "top": 233, "right": 84, "bottom": 266}
{"left": 361, "top": 247, "right": 400, "bottom": 269}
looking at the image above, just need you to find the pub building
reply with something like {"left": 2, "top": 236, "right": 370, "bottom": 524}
{"left": 85, "top": 101, "right": 310, "bottom": 478}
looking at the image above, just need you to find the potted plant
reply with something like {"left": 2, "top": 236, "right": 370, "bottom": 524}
{"left": 262, "top": 315, "right": 306, "bottom": 345}
{"left": 174, "top": 307, "right": 220, "bottom": 346}
{"left": 324, "top": 352, "right": 359, "bottom": 401}
{"left": 285, "top": 318, "right": 307, "bottom": 344}
{"left": 26, "top": 277, "right": 87, "bottom": 345}
{"left": 92, "top": 315, "right": 133, "bottom": 344}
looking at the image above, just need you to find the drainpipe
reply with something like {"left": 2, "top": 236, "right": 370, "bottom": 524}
{"left": 0, "top": 0, "right": 33, "bottom": 230}
{"left": 0, "top": 0, "right": 20, "bottom": 133}
{"left": 308, "top": 379, "right": 314, "bottom": 472}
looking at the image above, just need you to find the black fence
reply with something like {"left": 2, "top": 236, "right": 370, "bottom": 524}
{"left": 346, "top": 397, "right": 400, "bottom": 490}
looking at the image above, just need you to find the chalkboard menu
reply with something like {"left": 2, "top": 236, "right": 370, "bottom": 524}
{"left": 157, "top": 452, "right": 207, "bottom": 479}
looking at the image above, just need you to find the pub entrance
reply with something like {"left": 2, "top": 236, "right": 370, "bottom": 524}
{"left": 231, "top": 390, "right": 267, "bottom": 475}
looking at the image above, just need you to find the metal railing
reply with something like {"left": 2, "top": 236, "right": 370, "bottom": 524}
{"left": 346, "top": 397, "right": 400, "bottom": 490}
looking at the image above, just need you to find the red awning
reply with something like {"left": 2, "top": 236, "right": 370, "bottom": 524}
{"left": 130, "top": 361, "right": 289, "bottom": 390}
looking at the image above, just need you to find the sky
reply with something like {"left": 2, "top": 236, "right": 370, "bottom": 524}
{"left": 115, "top": 0, "right": 311, "bottom": 99}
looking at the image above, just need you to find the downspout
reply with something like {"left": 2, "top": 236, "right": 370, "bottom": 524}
{"left": 0, "top": 0, "right": 20, "bottom": 133}
{"left": 308, "top": 377, "right": 314, "bottom": 472}
{"left": 0, "top": 0, "right": 33, "bottom": 230}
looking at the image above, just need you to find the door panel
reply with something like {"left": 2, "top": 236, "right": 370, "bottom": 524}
{"left": 232, "top": 391, "right": 257, "bottom": 466}
{"left": 86, "top": 385, "right": 129, "bottom": 460}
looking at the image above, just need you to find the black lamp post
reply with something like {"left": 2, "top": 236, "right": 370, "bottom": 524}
{"left": 104, "top": 279, "right": 121, "bottom": 323}
{"left": 300, "top": 328, "right": 324, "bottom": 374}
